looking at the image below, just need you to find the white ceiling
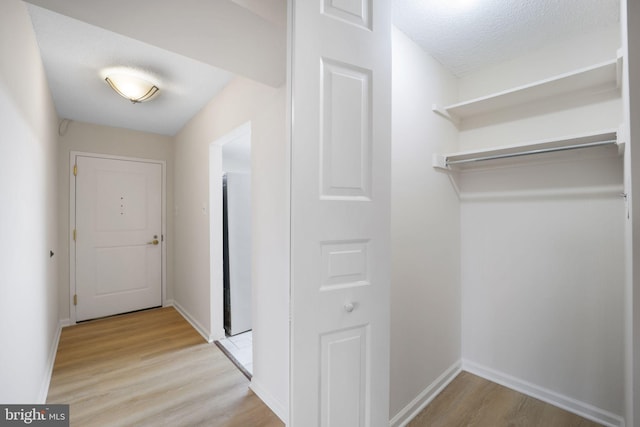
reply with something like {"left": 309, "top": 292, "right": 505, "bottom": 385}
{"left": 27, "top": 4, "right": 234, "bottom": 136}
{"left": 393, "top": 0, "right": 620, "bottom": 77}
{"left": 25, "top": 0, "right": 620, "bottom": 136}
{"left": 25, "top": 0, "right": 286, "bottom": 136}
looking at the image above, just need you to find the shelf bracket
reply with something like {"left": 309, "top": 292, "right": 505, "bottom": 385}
{"left": 432, "top": 104, "right": 461, "bottom": 127}
{"left": 616, "top": 50, "right": 624, "bottom": 89}
{"left": 432, "top": 153, "right": 449, "bottom": 170}
{"left": 617, "top": 123, "right": 626, "bottom": 155}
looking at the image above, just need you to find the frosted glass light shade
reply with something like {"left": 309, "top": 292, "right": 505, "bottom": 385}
{"left": 105, "top": 73, "right": 159, "bottom": 103}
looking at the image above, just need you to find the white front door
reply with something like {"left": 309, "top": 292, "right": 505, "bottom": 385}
{"left": 74, "top": 155, "right": 163, "bottom": 322}
{"left": 289, "top": 0, "right": 392, "bottom": 425}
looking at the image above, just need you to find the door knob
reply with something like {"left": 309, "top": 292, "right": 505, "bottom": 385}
{"left": 147, "top": 239, "right": 159, "bottom": 245}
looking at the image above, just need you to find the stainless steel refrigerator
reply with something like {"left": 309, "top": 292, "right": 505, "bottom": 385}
{"left": 223, "top": 172, "right": 252, "bottom": 336}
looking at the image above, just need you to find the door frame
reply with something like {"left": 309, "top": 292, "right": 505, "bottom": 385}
{"left": 208, "top": 122, "right": 252, "bottom": 341}
{"left": 69, "top": 151, "right": 167, "bottom": 324}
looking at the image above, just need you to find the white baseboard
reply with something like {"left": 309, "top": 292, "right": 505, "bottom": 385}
{"left": 462, "top": 359, "right": 625, "bottom": 427}
{"left": 38, "top": 319, "right": 69, "bottom": 403}
{"left": 389, "top": 360, "right": 462, "bottom": 427}
{"left": 250, "top": 377, "right": 288, "bottom": 425}
{"left": 166, "top": 300, "right": 215, "bottom": 343}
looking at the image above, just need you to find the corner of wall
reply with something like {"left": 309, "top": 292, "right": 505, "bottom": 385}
{"left": 250, "top": 379, "right": 288, "bottom": 425}
{"left": 389, "top": 361, "right": 461, "bottom": 427}
{"left": 168, "top": 300, "right": 215, "bottom": 343}
{"left": 38, "top": 320, "right": 67, "bottom": 403}
{"left": 389, "top": 22, "right": 462, "bottom": 419}
{"left": 462, "top": 360, "right": 625, "bottom": 427}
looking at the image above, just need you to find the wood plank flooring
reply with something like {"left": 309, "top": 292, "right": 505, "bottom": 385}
{"left": 408, "top": 371, "right": 603, "bottom": 427}
{"left": 49, "top": 307, "right": 605, "bottom": 426}
{"left": 47, "top": 307, "right": 283, "bottom": 427}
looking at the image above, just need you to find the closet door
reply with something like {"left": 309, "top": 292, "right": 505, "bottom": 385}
{"left": 289, "top": 0, "right": 392, "bottom": 425}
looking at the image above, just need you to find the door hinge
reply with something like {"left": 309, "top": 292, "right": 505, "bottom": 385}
{"left": 73, "top": 164, "right": 77, "bottom": 176}
{"left": 162, "top": 234, "right": 164, "bottom": 242}
{"left": 73, "top": 229, "right": 76, "bottom": 241}
{"left": 73, "top": 294, "right": 77, "bottom": 306}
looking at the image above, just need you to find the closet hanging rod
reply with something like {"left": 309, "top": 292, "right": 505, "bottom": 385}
{"left": 446, "top": 139, "right": 618, "bottom": 166}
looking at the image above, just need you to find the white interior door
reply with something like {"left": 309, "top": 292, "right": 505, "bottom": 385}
{"left": 74, "top": 155, "right": 162, "bottom": 322}
{"left": 289, "top": 0, "right": 392, "bottom": 425}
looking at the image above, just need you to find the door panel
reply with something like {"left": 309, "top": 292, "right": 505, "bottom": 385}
{"left": 289, "top": 0, "right": 392, "bottom": 424}
{"left": 320, "top": 325, "right": 369, "bottom": 427}
{"left": 94, "top": 170, "right": 149, "bottom": 231}
{"left": 321, "top": 59, "right": 372, "bottom": 200}
{"left": 94, "top": 246, "right": 148, "bottom": 294}
{"left": 320, "top": 239, "right": 370, "bottom": 291}
{"left": 75, "top": 156, "right": 162, "bottom": 322}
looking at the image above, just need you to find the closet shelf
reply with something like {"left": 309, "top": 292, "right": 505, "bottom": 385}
{"left": 432, "top": 130, "right": 622, "bottom": 171}
{"left": 432, "top": 56, "right": 622, "bottom": 124}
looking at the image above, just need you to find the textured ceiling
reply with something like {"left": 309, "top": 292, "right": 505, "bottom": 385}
{"left": 25, "top": 0, "right": 286, "bottom": 136}
{"left": 26, "top": 0, "right": 620, "bottom": 136}
{"left": 25, "top": 0, "right": 287, "bottom": 87}
{"left": 393, "top": 0, "right": 620, "bottom": 77}
{"left": 27, "top": 4, "right": 234, "bottom": 136}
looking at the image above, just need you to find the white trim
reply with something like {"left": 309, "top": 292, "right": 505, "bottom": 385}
{"left": 462, "top": 360, "right": 625, "bottom": 427}
{"left": 69, "top": 152, "right": 76, "bottom": 323}
{"left": 211, "top": 121, "right": 253, "bottom": 148}
{"left": 167, "top": 300, "right": 216, "bottom": 343}
{"left": 250, "top": 377, "right": 288, "bottom": 424}
{"left": 389, "top": 361, "right": 461, "bottom": 427}
{"left": 37, "top": 320, "right": 69, "bottom": 403}
{"left": 69, "top": 151, "right": 167, "bottom": 323}
{"left": 209, "top": 122, "right": 252, "bottom": 343}
{"left": 161, "top": 156, "right": 167, "bottom": 309}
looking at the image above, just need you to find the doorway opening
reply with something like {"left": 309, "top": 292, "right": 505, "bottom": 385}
{"left": 209, "top": 122, "right": 253, "bottom": 376}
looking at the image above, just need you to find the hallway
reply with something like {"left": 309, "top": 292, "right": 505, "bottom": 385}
{"left": 47, "top": 307, "right": 282, "bottom": 427}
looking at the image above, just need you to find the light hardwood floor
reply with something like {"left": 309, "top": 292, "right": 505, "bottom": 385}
{"left": 49, "top": 308, "right": 603, "bottom": 427}
{"left": 408, "top": 371, "right": 603, "bottom": 427}
{"left": 47, "top": 307, "right": 283, "bottom": 427}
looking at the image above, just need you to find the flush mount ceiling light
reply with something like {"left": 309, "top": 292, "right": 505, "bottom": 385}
{"left": 104, "top": 72, "right": 159, "bottom": 104}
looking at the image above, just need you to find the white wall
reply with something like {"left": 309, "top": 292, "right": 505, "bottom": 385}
{"left": 621, "top": 0, "right": 640, "bottom": 424}
{"left": 390, "top": 22, "right": 626, "bottom": 424}
{"left": 0, "top": 0, "right": 59, "bottom": 403}
{"left": 389, "top": 28, "right": 461, "bottom": 423}
{"left": 457, "top": 26, "right": 626, "bottom": 421}
{"left": 459, "top": 164, "right": 625, "bottom": 418}
{"left": 457, "top": 26, "right": 622, "bottom": 152}
{"left": 249, "top": 86, "right": 289, "bottom": 419}
{"left": 57, "top": 121, "right": 174, "bottom": 321}
{"left": 173, "top": 76, "right": 288, "bottom": 420}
